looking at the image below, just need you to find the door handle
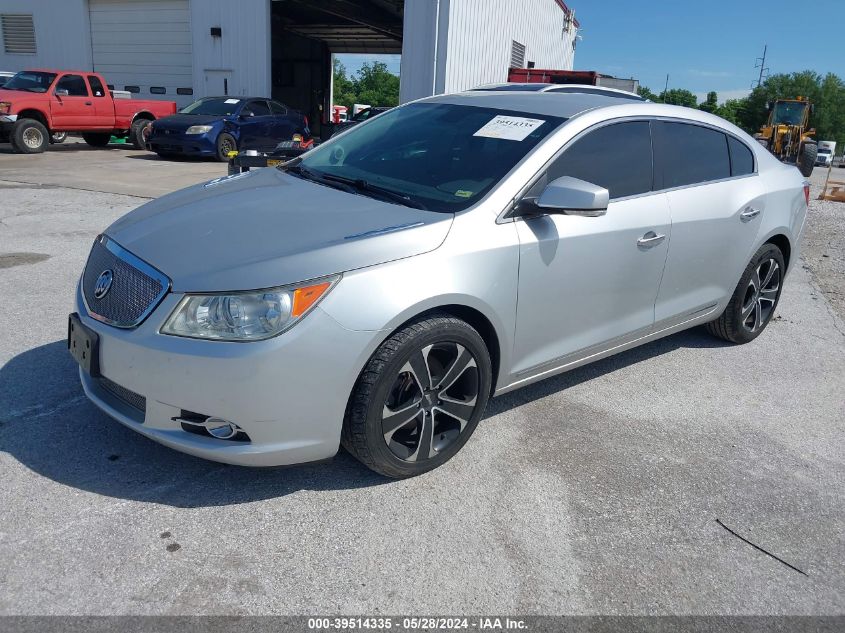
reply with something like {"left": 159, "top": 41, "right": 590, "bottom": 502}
{"left": 740, "top": 206, "right": 761, "bottom": 221}
{"left": 85, "top": 101, "right": 92, "bottom": 106}
{"left": 637, "top": 231, "right": 666, "bottom": 248}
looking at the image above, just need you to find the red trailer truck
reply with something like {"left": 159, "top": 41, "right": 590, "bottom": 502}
{"left": 0, "top": 69, "right": 177, "bottom": 153}
{"left": 507, "top": 68, "right": 639, "bottom": 94}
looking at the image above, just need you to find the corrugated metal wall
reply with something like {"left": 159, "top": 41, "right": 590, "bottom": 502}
{"left": 189, "top": 0, "right": 271, "bottom": 100}
{"left": 0, "top": 0, "right": 91, "bottom": 72}
{"left": 443, "top": 0, "right": 576, "bottom": 93}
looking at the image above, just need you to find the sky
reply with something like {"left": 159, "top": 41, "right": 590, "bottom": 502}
{"left": 337, "top": 0, "right": 843, "bottom": 104}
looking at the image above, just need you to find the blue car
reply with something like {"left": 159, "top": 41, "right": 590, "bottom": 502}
{"left": 147, "top": 96, "right": 310, "bottom": 161}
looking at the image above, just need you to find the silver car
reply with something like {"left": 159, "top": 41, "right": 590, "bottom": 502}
{"left": 69, "top": 92, "right": 808, "bottom": 478}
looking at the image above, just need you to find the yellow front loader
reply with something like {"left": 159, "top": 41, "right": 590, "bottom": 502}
{"left": 757, "top": 97, "right": 817, "bottom": 177}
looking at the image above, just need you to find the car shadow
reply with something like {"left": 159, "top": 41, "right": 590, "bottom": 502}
{"left": 1, "top": 328, "right": 730, "bottom": 508}
{"left": 0, "top": 141, "right": 127, "bottom": 154}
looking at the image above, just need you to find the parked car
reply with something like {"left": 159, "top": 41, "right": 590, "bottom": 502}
{"left": 0, "top": 71, "right": 14, "bottom": 88}
{"left": 472, "top": 82, "right": 646, "bottom": 101}
{"left": 330, "top": 106, "right": 393, "bottom": 137}
{"left": 146, "top": 96, "right": 310, "bottom": 162}
{"left": 0, "top": 69, "right": 176, "bottom": 153}
{"left": 69, "top": 92, "right": 807, "bottom": 478}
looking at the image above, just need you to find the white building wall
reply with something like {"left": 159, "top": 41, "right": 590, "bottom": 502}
{"left": 0, "top": 0, "right": 91, "bottom": 72}
{"left": 400, "top": 0, "right": 577, "bottom": 103}
{"left": 189, "top": 0, "right": 271, "bottom": 99}
{"left": 443, "top": 0, "right": 576, "bottom": 92}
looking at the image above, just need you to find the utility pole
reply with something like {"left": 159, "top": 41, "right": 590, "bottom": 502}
{"left": 755, "top": 45, "right": 769, "bottom": 87}
{"left": 664, "top": 74, "right": 669, "bottom": 95}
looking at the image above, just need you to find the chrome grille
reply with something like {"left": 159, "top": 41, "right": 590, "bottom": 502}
{"left": 82, "top": 236, "right": 169, "bottom": 328}
{"left": 99, "top": 376, "right": 146, "bottom": 413}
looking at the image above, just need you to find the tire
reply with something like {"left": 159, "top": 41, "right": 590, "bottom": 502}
{"left": 11, "top": 118, "right": 49, "bottom": 154}
{"left": 215, "top": 132, "right": 236, "bottom": 162}
{"left": 342, "top": 313, "right": 492, "bottom": 478}
{"left": 797, "top": 141, "right": 817, "bottom": 177}
{"left": 129, "top": 118, "right": 152, "bottom": 150}
{"left": 706, "top": 243, "right": 786, "bottom": 344}
{"left": 50, "top": 131, "right": 67, "bottom": 144}
{"left": 82, "top": 132, "right": 111, "bottom": 147}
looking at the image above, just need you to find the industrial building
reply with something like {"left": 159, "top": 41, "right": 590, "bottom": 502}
{"left": 0, "top": 0, "right": 578, "bottom": 134}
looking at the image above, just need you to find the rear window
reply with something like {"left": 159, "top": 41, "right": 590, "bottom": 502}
{"left": 653, "top": 121, "right": 730, "bottom": 189}
{"left": 88, "top": 75, "right": 106, "bottom": 97}
{"left": 728, "top": 136, "right": 754, "bottom": 176}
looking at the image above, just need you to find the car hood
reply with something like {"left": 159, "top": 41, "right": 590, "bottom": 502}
{"left": 104, "top": 167, "right": 453, "bottom": 292}
{"left": 153, "top": 114, "right": 226, "bottom": 130}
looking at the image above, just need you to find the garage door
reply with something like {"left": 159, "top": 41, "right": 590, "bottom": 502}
{"left": 89, "top": 0, "right": 193, "bottom": 105}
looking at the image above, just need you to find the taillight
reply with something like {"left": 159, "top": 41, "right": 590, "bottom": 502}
{"left": 304, "top": 115, "right": 309, "bottom": 128}
{"left": 803, "top": 183, "right": 810, "bottom": 206}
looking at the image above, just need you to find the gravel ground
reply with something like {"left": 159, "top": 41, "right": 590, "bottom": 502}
{"left": 804, "top": 166, "right": 845, "bottom": 326}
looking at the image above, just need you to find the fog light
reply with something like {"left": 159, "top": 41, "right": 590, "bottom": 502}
{"left": 205, "top": 417, "right": 238, "bottom": 439}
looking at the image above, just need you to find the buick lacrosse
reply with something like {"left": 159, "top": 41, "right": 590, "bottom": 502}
{"left": 69, "top": 91, "right": 807, "bottom": 478}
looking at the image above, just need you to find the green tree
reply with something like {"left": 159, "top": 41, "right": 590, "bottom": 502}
{"left": 332, "top": 59, "right": 400, "bottom": 111}
{"left": 637, "top": 85, "right": 661, "bottom": 102}
{"left": 699, "top": 91, "right": 718, "bottom": 114}
{"left": 714, "top": 98, "right": 745, "bottom": 126}
{"left": 660, "top": 88, "right": 698, "bottom": 108}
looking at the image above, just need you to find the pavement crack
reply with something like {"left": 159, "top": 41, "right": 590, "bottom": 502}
{"left": 716, "top": 518, "right": 808, "bottom": 577}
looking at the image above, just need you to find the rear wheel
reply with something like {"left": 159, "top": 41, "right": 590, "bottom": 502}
{"left": 129, "top": 119, "right": 152, "bottom": 150}
{"left": 216, "top": 133, "right": 236, "bottom": 162}
{"left": 706, "top": 243, "right": 785, "bottom": 344}
{"left": 82, "top": 132, "right": 111, "bottom": 147}
{"left": 50, "top": 131, "right": 67, "bottom": 144}
{"left": 11, "top": 118, "right": 49, "bottom": 153}
{"left": 342, "top": 314, "right": 492, "bottom": 478}
{"left": 797, "top": 141, "right": 817, "bottom": 177}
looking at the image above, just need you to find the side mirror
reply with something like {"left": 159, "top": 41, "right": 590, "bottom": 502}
{"left": 55, "top": 89, "right": 69, "bottom": 97}
{"left": 526, "top": 176, "right": 609, "bottom": 217}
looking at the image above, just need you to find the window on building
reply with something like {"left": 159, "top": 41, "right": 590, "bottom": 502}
{"left": 728, "top": 136, "right": 755, "bottom": 177}
{"left": 176, "top": 87, "right": 193, "bottom": 96}
{"left": 653, "top": 121, "right": 731, "bottom": 189}
{"left": 124, "top": 85, "right": 140, "bottom": 94}
{"left": 541, "top": 121, "right": 654, "bottom": 200}
{"left": 510, "top": 41, "right": 526, "bottom": 69}
{"left": 88, "top": 75, "right": 106, "bottom": 97}
{"left": 55, "top": 74, "right": 89, "bottom": 97}
{"left": 1, "top": 14, "right": 36, "bottom": 54}
{"left": 150, "top": 86, "right": 166, "bottom": 94}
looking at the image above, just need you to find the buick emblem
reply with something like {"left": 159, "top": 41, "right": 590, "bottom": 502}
{"left": 94, "top": 269, "right": 113, "bottom": 299}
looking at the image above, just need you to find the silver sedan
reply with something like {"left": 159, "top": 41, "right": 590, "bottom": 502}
{"left": 69, "top": 91, "right": 808, "bottom": 478}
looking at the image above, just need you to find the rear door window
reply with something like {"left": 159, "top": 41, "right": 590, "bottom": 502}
{"left": 543, "top": 121, "right": 654, "bottom": 200}
{"left": 55, "top": 74, "right": 89, "bottom": 97}
{"left": 653, "top": 121, "right": 730, "bottom": 189}
{"left": 728, "top": 136, "right": 755, "bottom": 176}
{"left": 87, "top": 75, "right": 106, "bottom": 97}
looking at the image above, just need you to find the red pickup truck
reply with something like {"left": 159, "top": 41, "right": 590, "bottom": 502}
{"left": 0, "top": 69, "right": 177, "bottom": 154}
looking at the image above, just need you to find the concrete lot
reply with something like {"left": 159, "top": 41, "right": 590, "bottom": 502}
{"left": 0, "top": 145, "right": 843, "bottom": 615}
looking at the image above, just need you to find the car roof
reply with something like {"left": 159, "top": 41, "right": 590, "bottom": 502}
{"left": 201, "top": 96, "right": 273, "bottom": 101}
{"left": 472, "top": 82, "right": 645, "bottom": 100}
{"left": 423, "top": 90, "right": 649, "bottom": 119}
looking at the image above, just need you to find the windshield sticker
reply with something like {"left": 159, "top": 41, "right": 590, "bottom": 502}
{"left": 224, "top": 98, "right": 240, "bottom": 104}
{"left": 473, "top": 116, "right": 545, "bottom": 141}
{"left": 455, "top": 190, "right": 473, "bottom": 198}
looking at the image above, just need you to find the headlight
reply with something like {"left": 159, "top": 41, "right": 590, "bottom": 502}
{"left": 161, "top": 276, "right": 339, "bottom": 341}
{"left": 185, "top": 125, "right": 213, "bottom": 135}
{"left": 0, "top": 102, "right": 11, "bottom": 114}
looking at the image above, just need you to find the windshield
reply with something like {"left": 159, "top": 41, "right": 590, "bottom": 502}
{"left": 295, "top": 102, "right": 565, "bottom": 213}
{"left": 772, "top": 101, "right": 808, "bottom": 126}
{"left": 180, "top": 97, "right": 242, "bottom": 116}
{"left": 2, "top": 71, "right": 57, "bottom": 93}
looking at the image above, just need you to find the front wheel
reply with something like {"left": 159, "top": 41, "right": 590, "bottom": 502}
{"left": 215, "top": 132, "right": 236, "bottom": 162}
{"left": 797, "top": 141, "right": 818, "bottom": 177}
{"left": 11, "top": 118, "right": 49, "bottom": 153}
{"left": 342, "top": 314, "right": 492, "bottom": 478}
{"left": 706, "top": 243, "right": 786, "bottom": 344}
{"left": 82, "top": 132, "right": 111, "bottom": 147}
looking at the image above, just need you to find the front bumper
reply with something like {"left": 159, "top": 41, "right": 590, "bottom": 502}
{"left": 74, "top": 282, "right": 379, "bottom": 466}
{"left": 147, "top": 132, "right": 217, "bottom": 156}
